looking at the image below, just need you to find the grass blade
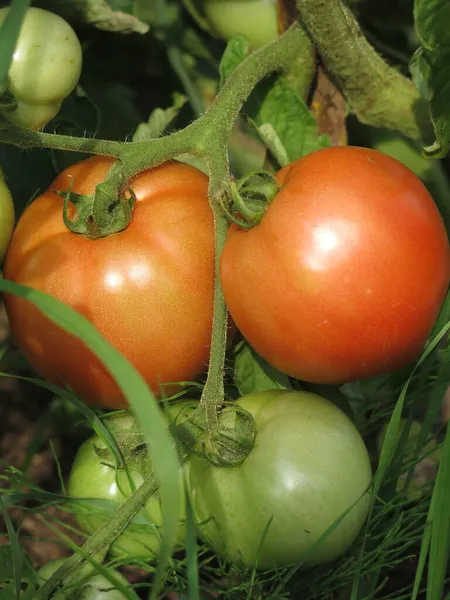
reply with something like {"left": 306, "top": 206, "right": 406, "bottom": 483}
{"left": 426, "top": 424, "right": 450, "bottom": 600}
{"left": 0, "top": 0, "right": 30, "bottom": 92}
{"left": 0, "top": 496, "right": 23, "bottom": 600}
{"left": 0, "top": 277, "right": 181, "bottom": 598}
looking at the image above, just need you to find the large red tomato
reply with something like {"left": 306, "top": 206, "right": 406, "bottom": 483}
{"left": 3, "top": 156, "right": 215, "bottom": 408}
{"left": 220, "top": 146, "right": 450, "bottom": 384}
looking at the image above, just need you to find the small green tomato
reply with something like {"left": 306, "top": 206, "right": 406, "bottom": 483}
{"left": 0, "top": 7, "right": 83, "bottom": 130}
{"left": 68, "top": 408, "right": 189, "bottom": 561}
{"left": 203, "top": 0, "right": 278, "bottom": 49}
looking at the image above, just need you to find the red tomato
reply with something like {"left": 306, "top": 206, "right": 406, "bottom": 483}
{"left": 220, "top": 146, "right": 450, "bottom": 384}
{"left": 3, "top": 156, "right": 215, "bottom": 408}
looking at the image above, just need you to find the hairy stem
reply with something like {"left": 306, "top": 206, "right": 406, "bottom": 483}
{"left": 194, "top": 25, "right": 309, "bottom": 438}
{"left": 198, "top": 157, "right": 231, "bottom": 434}
{"left": 36, "top": 477, "right": 158, "bottom": 600}
{"left": 203, "top": 24, "right": 310, "bottom": 139}
{"left": 0, "top": 115, "right": 124, "bottom": 154}
{"left": 296, "top": 0, "right": 432, "bottom": 141}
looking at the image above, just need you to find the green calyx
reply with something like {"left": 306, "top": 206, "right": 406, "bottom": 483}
{"left": 170, "top": 401, "right": 257, "bottom": 466}
{"left": 221, "top": 169, "right": 279, "bottom": 229}
{"left": 59, "top": 163, "right": 136, "bottom": 240}
{"left": 90, "top": 416, "right": 152, "bottom": 479}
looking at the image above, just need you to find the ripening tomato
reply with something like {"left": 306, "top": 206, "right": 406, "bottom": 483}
{"left": 3, "top": 156, "right": 216, "bottom": 408}
{"left": 220, "top": 146, "right": 450, "bottom": 384}
{"left": 189, "top": 390, "right": 372, "bottom": 569}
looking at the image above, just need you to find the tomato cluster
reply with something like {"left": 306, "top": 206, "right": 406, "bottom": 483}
{"left": 3, "top": 144, "right": 449, "bottom": 571}
{"left": 67, "top": 391, "right": 372, "bottom": 570}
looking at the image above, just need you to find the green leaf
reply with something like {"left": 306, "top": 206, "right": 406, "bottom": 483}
{"left": 425, "top": 421, "right": 450, "bottom": 600}
{"left": 233, "top": 341, "right": 292, "bottom": 396}
{"left": 133, "top": 94, "right": 187, "bottom": 141}
{"left": 253, "top": 123, "right": 289, "bottom": 167}
{"left": 410, "top": 0, "right": 450, "bottom": 157}
{"left": 219, "top": 35, "right": 249, "bottom": 88}
{"left": 0, "top": 278, "right": 181, "bottom": 599}
{"left": 0, "top": 508, "right": 23, "bottom": 600}
{"left": 246, "top": 75, "right": 330, "bottom": 164}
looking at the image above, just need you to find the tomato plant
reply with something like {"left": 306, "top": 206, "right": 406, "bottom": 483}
{"left": 37, "top": 557, "right": 129, "bottom": 599}
{"left": 67, "top": 408, "right": 188, "bottom": 560}
{"left": 220, "top": 146, "right": 450, "bottom": 385}
{"left": 203, "top": 0, "right": 278, "bottom": 49}
{"left": 0, "top": 172, "right": 14, "bottom": 262}
{"left": 0, "top": 0, "right": 448, "bottom": 598}
{"left": 3, "top": 156, "right": 217, "bottom": 408}
{"left": 0, "top": 7, "right": 82, "bottom": 130}
{"left": 189, "top": 390, "right": 372, "bottom": 569}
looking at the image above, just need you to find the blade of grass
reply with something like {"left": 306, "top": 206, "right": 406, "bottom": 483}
{"left": 185, "top": 490, "right": 200, "bottom": 600}
{"left": 0, "top": 278, "right": 181, "bottom": 599}
{"left": 0, "top": 496, "right": 23, "bottom": 600}
{"left": 373, "top": 319, "right": 450, "bottom": 500}
{"left": 426, "top": 423, "right": 450, "bottom": 600}
{"left": 411, "top": 523, "right": 432, "bottom": 600}
{"left": 347, "top": 319, "right": 450, "bottom": 599}
{"left": 0, "top": 0, "right": 30, "bottom": 92}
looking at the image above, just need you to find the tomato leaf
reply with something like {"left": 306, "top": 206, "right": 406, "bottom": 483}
{"left": 219, "top": 34, "right": 249, "bottom": 88}
{"left": 253, "top": 122, "right": 289, "bottom": 167}
{"left": 410, "top": 0, "right": 450, "bottom": 157}
{"left": 218, "top": 35, "right": 329, "bottom": 163}
{"left": 133, "top": 93, "right": 187, "bottom": 141}
{"left": 246, "top": 75, "right": 330, "bottom": 164}
{"left": 233, "top": 341, "right": 292, "bottom": 395}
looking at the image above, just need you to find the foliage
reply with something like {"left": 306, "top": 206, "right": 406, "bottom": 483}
{"left": 0, "top": 0, "right": 449, "bottom": 600}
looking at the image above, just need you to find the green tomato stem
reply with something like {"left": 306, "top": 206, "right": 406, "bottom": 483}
{"left": 35, "top": 475, "right": 158, "bottom": 600}
{"left": 296, "top": 0, "right": 432, "bottom": 142}
{"left": 197, "top": 161, "right": 231, "bottom": 435}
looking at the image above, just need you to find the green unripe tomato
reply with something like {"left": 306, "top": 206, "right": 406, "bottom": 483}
{"left": 67, "top": 409, "right": 188, "bottom": 561}
{"left": 203, "top": 0, "right": 278, "bottom": 49}
{"left": 0, "top": 173, "right": 14, "bottom": 262}
{"left": 189, "top": 390, "right": 372, "bottom": 570}
{"left": 0, "top": 7, "right": 83, "bottom": 130}
{"left": 37, "top": 558, "right": 129, "bottom": 600}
